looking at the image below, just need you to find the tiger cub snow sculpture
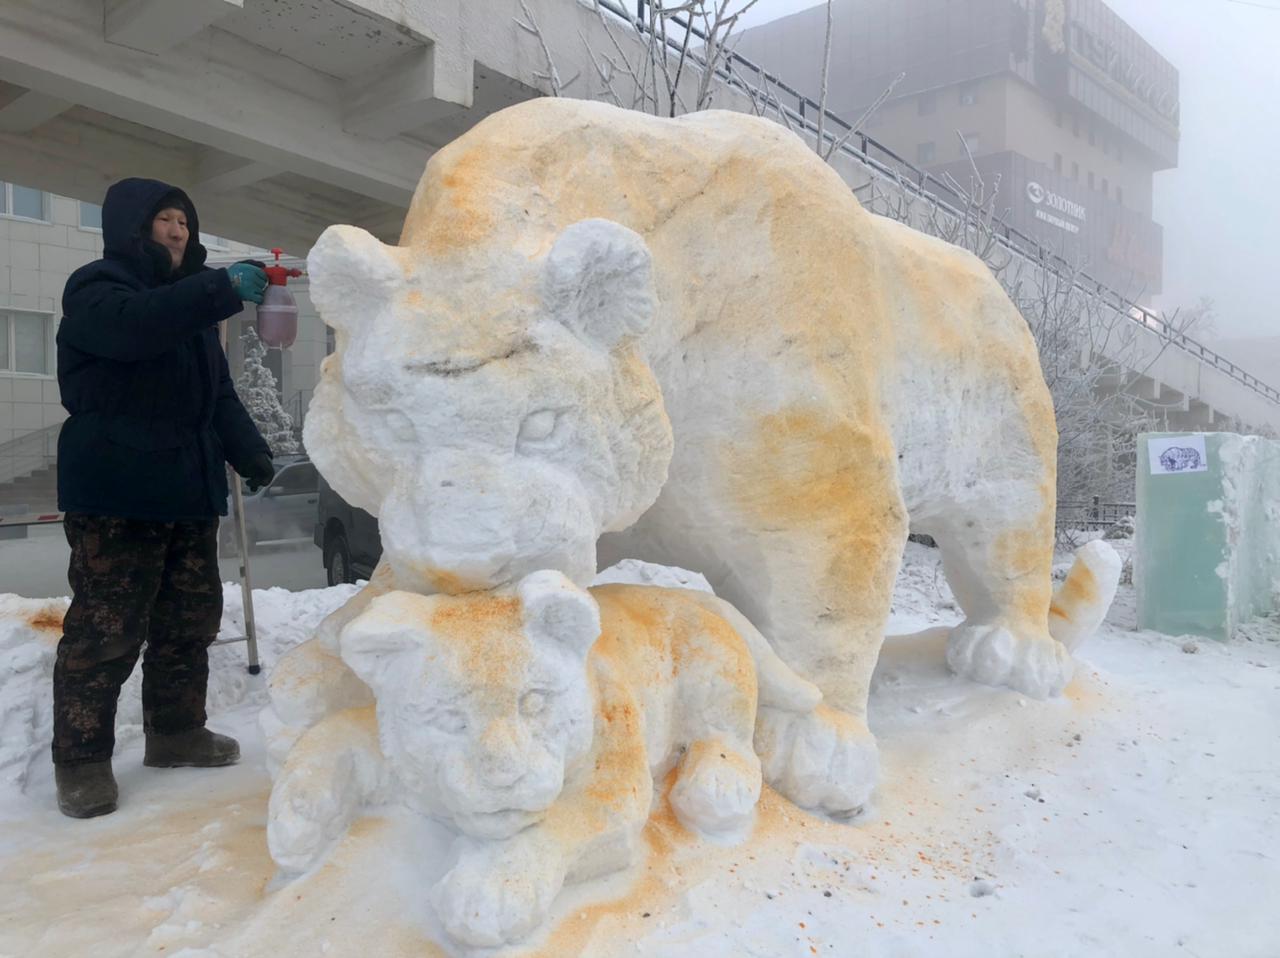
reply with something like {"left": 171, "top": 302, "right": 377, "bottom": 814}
{"left": 299, "top": 97, "right": 1121, "bottom": 810}
{"left": 267, "top": 572, "right": 866, "bottom": 949}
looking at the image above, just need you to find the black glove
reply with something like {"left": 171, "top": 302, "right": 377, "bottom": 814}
{"left": 242, "top": 453, "right": 275, "bottom": 493}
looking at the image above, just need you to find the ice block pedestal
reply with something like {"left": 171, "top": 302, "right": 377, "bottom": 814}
{"left": 1136, "top": 432, "right": 1280, "bottom": 640}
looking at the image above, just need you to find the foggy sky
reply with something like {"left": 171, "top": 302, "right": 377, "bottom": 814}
{"left": 738, "top": 0, "right": 1280, "bottom": 342}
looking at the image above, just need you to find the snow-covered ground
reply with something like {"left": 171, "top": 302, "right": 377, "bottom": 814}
{"left": 0, "top": 541, "right": 1277, "bottom": 957}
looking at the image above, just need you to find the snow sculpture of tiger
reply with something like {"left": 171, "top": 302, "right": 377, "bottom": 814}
{"left": 283, "top": 97, "right": 1120, "bottom": 812}
{"left": 266, "top": 572, "right": 868, "bottom": 949}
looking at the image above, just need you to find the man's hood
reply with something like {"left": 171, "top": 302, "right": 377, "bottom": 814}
{"left": 101, "top": 178, "right": 207, "bottom": 286}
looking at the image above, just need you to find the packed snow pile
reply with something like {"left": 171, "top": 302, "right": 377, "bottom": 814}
{"left": 0, "top": 595, "right": 68, "bottom": 790}
{"left": 1, "top": 545, "right": 1276, "bottom": 956}
{"left": 0, "top": 584, "right": 357, "bottom": 794}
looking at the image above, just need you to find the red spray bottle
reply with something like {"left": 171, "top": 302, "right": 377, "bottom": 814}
{"left": 257, "top": 248, "right": 303, "bottom": 348}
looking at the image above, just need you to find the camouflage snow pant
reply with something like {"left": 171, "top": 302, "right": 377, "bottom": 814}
{"left": 52, "top": 513, "right": 223, "bottom": 766}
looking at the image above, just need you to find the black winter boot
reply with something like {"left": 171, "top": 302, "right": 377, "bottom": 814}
{"left": 56, "top": 761, "right": 118, "bottom": 818}
{"left": 144, "top": 728, "right": 240, "bottom": 768}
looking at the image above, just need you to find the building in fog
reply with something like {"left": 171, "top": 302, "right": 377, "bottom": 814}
{"left": 735, "top": 0, "right": 1179, "bottom": 297}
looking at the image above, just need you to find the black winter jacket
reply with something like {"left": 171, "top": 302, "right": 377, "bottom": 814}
{"left": 56, "top": 178, "right": 270, "bottom": 521}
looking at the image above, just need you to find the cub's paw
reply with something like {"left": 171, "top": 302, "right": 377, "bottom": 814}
{"left": 267, "top": 769, "right": 351, "bottom": 874}
{"left": 755, "top": 705, "right": 878, "bottom": 818}
{"left": 432, "top": 836, "right": 566, "bottom": 949}
{"left": 670, "top": 739, "right": 762, "bottom": 838}
{"left": 946, "top": 621, "right": 1073, "bottom": 699}
{"left": 258, "top": 704, "right": 306, "bottom": 778}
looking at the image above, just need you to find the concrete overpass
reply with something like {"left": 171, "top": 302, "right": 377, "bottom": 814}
{"left": 2, "top": 0, "right": 1277, "bottom": 434}
{"left": 0, "top": 0, "right": 582, "bottom": 251}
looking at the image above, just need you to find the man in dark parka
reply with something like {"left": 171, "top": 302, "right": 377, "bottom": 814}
{"left": 52, "top": 177, "right": 275, "bottom": 818}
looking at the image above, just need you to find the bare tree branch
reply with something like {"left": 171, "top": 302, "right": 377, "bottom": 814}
{"left": 823, "top": 72, "right": 904, "bottom": 162}
{"left": 516, "top": 0, "right": 563, "bottom": 96}
{"left": 814, "top": 0, "right": 833, "bottom": 156}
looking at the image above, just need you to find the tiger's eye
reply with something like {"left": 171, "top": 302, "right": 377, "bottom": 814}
{"left": 518, "top": 409, "right": 559, "bottom": 443}
{"left": 520, "top": 690, "right": 549, "bottom": 717}
{"left": 432, "top": 709, "right": 468, "bottom": 734}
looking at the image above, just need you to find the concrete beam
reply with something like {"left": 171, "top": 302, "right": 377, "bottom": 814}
{"left": 0, "top": 0, "right": 422, "bottom": 207}
{"left": 193, "top": 153, "right": 281, "bottom": 193}
{"left": 0, "top": 114, "right": 350, "bottom": 254}
{"left": 0, "top": 89, "right": 72, "bottom": 133}
{"left": 343, "top": 44, "right": 472, "bottom": 140}
{"left": 104, "top": 0, "right": 243, "bottom": 54}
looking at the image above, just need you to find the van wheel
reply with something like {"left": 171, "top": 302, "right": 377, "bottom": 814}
{"left": 325, "top": 532, "right": 352, "bottom": 586}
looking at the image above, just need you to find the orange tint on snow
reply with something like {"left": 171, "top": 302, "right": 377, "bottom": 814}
{"left": 26, "top": 608, "right": 63, "bottom": 633}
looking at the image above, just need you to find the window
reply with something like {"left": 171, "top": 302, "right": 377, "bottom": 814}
{"left": 1117, "top": 185, "right": 1124, "bottom": 207}
{"left": 1088, "top": 171, "right": 1095, "bottom": 190}
{"left": 79, "top": 201, "right": 103, "bottom": 231}
{"left": 0, "top": 311, "right": 54, "bottom": 375}
{"left": 0, "top": 182, "right": 49, "bottom": 222}
{"left": 1072, "top": 115, "right": 1080, "bottom": 137}
{"left": 917, "top": 141, "right": 936, "bottom": 164}
{"left": 1101, "top": 177, "right": 1109, "bottom": 197}
{"left": 959, "top": 86, "right": 977, "bottom": 106}
{"left": 267, "top": 462, "right": 319, "bottom": 496}
{"left": 918, "top": 92, "right": 937, "bottom": 116}
{"left": 1054, "top": 153, "right": 1063, "bottom": 174}
{"left": 961, "top": 132, "right": 981, "bottom": 155}
{"left": 1071, "top": 161, "right": 1079, "bottom": 181}
{"left": 1055, "top": 109, "right": 1063, "bottom": 128}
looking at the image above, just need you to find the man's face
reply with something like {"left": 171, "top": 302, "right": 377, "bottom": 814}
{"left": 150, "top": 207, "right": 189, "bottom": 270}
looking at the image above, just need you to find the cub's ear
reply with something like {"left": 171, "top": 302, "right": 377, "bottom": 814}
{"left": 518, "top": 570, "right": 601, "bottom": 660}
{"left": 308, "top": 225, "right": 404, "bottom": 333}
{"left": 338, "top": 592, "right": 432, "bottom": 691}
{"left": 542, "top": 219, "right": 656, "bottom": 351}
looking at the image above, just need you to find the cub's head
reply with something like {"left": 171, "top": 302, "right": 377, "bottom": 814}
{"left": 338, "top": 570, "right": 600, "bottom": 840}
{"left": 304, "top": 219, "right": 674, "bottom": 594}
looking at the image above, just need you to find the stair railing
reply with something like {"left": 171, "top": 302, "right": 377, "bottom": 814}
{"left": 0, "top": 423, "right": 60, "bottom": 485}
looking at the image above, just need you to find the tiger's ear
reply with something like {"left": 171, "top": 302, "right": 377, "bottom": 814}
{"left": 308, "top": 224, "right": 403, "bottom": 333}
{"left": 517, "top": 570, "right": 600, "bottom": 660}
{"left": 542, "top": 219, "right": 656, "bottom": 352}
{"left": 338, "top": 592, "right": 431, "bottom": 691}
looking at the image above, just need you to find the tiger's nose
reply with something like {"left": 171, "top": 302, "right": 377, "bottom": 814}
{"left": 478, "top": 721, "right": 529, "bottom": 787}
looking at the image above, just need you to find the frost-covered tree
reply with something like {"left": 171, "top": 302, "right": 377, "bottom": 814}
{"left": 236, "top": 328, "right": 301, "bottom": 457}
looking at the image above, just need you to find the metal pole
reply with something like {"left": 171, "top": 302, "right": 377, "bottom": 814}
{"left": 231, "top": 473, "right": 261, "bottom": 675}
{"left": 218, "top": 319, "right": 261, "bottom": 675}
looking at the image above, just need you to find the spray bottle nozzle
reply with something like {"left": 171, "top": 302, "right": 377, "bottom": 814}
{"left": 265, "top": 247, "right": 303, "bottom": 286}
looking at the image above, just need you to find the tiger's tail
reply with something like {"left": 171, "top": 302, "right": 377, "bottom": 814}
{"left": 1048, "top": 539, "right": 1123, "bottom": 653}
